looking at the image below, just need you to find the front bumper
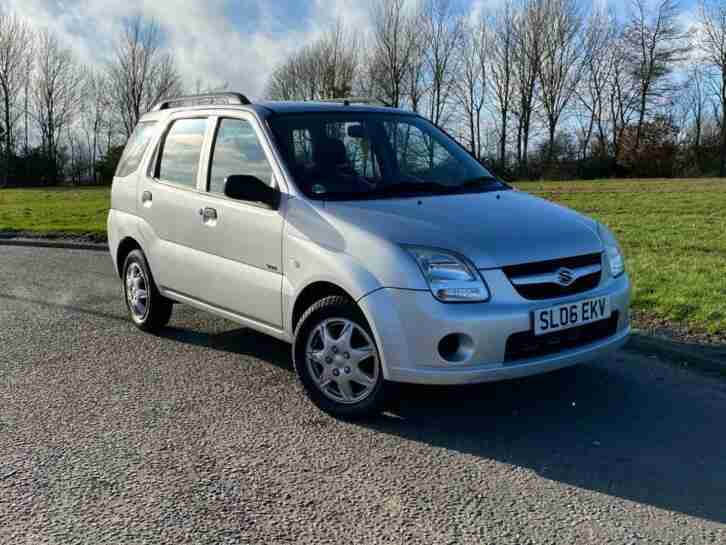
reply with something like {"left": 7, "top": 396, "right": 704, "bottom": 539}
{"left": 358, "top": 270, "right": 630, "bottom": 385}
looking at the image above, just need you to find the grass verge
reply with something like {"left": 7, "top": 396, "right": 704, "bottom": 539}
{"left": 0, "top": 187, "right": 109, "bottom": 237}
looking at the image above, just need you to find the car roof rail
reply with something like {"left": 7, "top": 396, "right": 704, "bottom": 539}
{"left": 316, "top": 97, "right": 386, "bottom": 107}
{"left": 151, "top": 92, "right": 251, "bottom": 111}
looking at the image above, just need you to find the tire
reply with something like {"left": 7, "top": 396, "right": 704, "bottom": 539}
{"left": 293, "top": 296, "right": 386, "bottom": 419}
{"left": 122, "top": 249, "right": 173, "bottom": 333}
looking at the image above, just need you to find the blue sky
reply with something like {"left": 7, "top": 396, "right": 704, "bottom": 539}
{"left": 2, "top": 0, "right": 703, "bottom": 99}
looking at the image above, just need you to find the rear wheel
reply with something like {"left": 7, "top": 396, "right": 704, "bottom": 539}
{"left": 293, "top": 296, "right": 385, "bottom": 419}
{"left": 122, "top": 249, "right": 172, "bottom": 333}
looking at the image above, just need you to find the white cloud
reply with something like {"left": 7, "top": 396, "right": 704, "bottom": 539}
{"left": 4, "top": 0, "right": 376, "bottom": 99}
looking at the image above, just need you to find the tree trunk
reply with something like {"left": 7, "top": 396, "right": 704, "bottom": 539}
{"left": 499, "top": 107, "right": 508, "bottom": 168}
{"left": 2, "top": 89, "right": 11, "bottom": 187}
{"left": 635, "top": 90, "right": 647, "bottom": 153}
{"left": 547, "top": 121, "right": 556, "bottom": 165}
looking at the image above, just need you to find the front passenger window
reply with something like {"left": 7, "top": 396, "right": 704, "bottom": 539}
{"left": 209, "top": 118, "right": 274, "bottom": 195}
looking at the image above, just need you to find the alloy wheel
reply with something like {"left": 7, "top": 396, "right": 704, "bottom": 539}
{"left": 305, "top": 318, "right": 380, "bottom": 404}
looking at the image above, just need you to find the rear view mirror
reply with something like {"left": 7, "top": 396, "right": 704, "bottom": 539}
{"left": 347, "top": 124, "right": 365, "bottom": 138}
{"left": 224, "top": 175, "right": 280, "bottom": 209}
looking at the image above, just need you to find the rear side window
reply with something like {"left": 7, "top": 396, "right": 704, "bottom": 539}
{"left": 157, "top": 118, "right": 208, "bottom": 188}
{"left": 115, "top": 122, "right": 157, "bottom": 178}
{"left": 208, "top": 118, "right": 274, "bottom": 194}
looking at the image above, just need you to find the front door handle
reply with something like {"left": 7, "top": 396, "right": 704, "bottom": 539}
{"left": 141, "top": 190, "right": 152, "bottom": 207}
{"left": 199, "top": 207, "right": 218, "bottom": 225}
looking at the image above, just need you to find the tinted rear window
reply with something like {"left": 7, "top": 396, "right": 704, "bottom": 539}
{"left": 115, "top": 122, "right": 157, "bottom": 178}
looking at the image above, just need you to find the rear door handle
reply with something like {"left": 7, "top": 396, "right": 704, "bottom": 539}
{"left": 141, "top": 190, "right": 152, "bottom": 207}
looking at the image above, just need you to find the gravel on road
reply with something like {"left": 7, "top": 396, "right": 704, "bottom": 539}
{"left": 1, "top": 246, "right": 725, "bottom": 544}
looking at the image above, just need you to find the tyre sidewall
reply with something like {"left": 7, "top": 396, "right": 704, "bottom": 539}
{"left": 123, "top": 248, "right": 174, "bottom": 333}
{"left": 293, "top": 297, "right": 385, "bottom": 420}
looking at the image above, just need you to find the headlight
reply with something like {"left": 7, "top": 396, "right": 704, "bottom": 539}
{"left": 404, "top": 246, "right": 490, "bottom": 302}
{"left": 597, "top": 223, "right": 625, "bottom": 277}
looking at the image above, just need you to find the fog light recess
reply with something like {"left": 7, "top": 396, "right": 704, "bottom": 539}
{"left": 438, "top": 333, "right": 474, "bottom": 363}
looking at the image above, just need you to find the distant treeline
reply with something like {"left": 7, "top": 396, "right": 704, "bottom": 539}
{"left": 4, "top": 1, "right": 726, "bottom": 186}
{"left": 266, "top": 0, "right": 726, "bottom": 181}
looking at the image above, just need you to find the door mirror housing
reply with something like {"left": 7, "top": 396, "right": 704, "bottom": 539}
{"left": 223, "top": 175, "right": 280, "bottom": 209}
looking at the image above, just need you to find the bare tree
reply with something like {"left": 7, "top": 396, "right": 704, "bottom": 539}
{"left": 455, "top": 18, "right": 488, "bottom": 159}
{"left": 490, "top": 1, "right": 517, "bottom": 167}
{"left": 682, "top": 65, "right": 709, "bottom": 169}
{"left": 623, "top": 0, "right": 691, "bottom": 152}
{"left": 405, "top": 11, "right": 428, "bottom": 114}
{"left": 81, "top": 70, "right": 110, "bottom": 183}
{"left": 698, "top": 0, "right": 726, "bottom": 175}
{"left": 32, "top": 30, "right": 84, "bottom": 184}
{"left": 423, "top": 0, "right": 465, "bottom": 125}
{"left": 266, "top": 21, "right": 358, "bottom": 101}
{"left": 607, "top": 38, "right": 640, "bottom": 162}
{"left": 512, "top": 0, "right": 545, "bottom": 173}
{"left": 0, "top": 14, "right": 33, "bottom": 186}
{"left": 364, "top": 0, "right": 419, "bottom": 107}
{"left": 538, "top": 0, "right": 586, "bottom": 164}
{"left": 108, "top": 17, "right": 182, "bottom": 137}
{"left": 22, "top": 41, "right": 33, "bottom": 156}
{"left": 265, "top": 53, "right": 304, "bottom": 100}
{"left": 317, "top": 20, "right": 359, "bottom": 98}
{"left": 576, "top": 5, "right": 617, "bottom": 160}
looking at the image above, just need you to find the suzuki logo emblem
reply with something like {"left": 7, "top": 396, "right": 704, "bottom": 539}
{"left": 555, "top": 267, "right": 576, "bottom": 287}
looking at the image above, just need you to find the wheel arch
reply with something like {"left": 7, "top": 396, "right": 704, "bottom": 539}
{"left": 291, "top": 281, "right": 356, "bottom": 334}
{"left": 116, "top": 237, "right": 143, "bottom": 277}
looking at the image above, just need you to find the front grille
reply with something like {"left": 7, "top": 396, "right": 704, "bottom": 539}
{"left": 503, "top": 253, "right": 603, "bottom": 300}
{"left": 504, "top": 311, "right": 619, "bottom": 363}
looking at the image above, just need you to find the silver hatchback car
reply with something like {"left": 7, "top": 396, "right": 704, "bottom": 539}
{"left": 108, "top": 93, "right": 630, "bottom": 418}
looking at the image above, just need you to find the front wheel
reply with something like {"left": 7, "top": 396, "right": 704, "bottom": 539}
{"left": 293, "top": 296, "right": 385, "bottom": 419}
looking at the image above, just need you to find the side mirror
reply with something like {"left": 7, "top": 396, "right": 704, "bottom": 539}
{"left": 224, "top": 175, "right": 280, "bottom": 209}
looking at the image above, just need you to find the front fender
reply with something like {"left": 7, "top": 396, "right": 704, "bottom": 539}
{"left": 282, "top": 232, "right": 383, "bottom": 335}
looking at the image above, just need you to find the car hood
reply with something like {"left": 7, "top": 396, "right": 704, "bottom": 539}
{"left": 317, "top": 190, "right": 602, "bottom": 269}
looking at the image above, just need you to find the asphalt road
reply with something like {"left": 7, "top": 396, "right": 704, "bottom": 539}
{"left": 1, "top": 245, "right": 725, "bottom": 544}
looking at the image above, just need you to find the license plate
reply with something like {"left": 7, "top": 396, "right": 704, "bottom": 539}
{"left": 533, "top": 296, "right": 610, "bottom": 336}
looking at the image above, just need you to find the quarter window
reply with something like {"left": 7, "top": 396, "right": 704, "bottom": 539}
{"left": 157, "top": 118, "right": 208, "bottom": 188}
{"left": 116, "top": 121, "right": 157, "bottom": 178}
{"left": 208, "top": 118, "right": 274, "bottom": 195}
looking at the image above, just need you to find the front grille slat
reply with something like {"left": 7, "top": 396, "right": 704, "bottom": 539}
{"left": 504, "top": 312, "right": 619, "bottom": 363}
{"left": 502, "top": 253, "right": 603, "bottom": 300}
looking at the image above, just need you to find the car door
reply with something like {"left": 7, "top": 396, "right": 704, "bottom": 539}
{"left": 137, "top": 115, "right": 213, "bottom": 299}
{"left": 189, "top": 114, "right": 284, "bottom": 329}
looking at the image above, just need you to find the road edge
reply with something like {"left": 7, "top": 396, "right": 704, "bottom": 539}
{"left": 626, "top": 332, "right": 726, "bottom": 376}
{"left": 0, "top": 238, "right": 108, "bottom": 252}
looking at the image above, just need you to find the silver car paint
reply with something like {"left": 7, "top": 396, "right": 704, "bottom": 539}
{"left": 317, "top": 191, "right": 601, "bottom": 270}
{"left": 108, "top": 103, "right": 631, "bottom": 384}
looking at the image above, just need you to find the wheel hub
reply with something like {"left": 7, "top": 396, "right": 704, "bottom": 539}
{"left": 306, "top": 318, "right": 379, "bottom": 405}
{"left": 125, "top": 262, "right": 149, "bottom": 320}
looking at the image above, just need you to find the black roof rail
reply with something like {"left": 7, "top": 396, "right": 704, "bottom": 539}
{"left": 152, "top": 92, "right": 251, "bottom": 111}
{"left": 316, "top": 97, "right": 385, "bottom": 106}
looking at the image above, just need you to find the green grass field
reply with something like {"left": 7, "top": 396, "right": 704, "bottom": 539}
{"left": 1, "top": 179, "right": 725, "bottom": 334}
{"left": 0, "top": 187, "right": 109, "bottom": 236}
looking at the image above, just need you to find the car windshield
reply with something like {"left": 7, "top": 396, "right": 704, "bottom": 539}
{"left": 267, "top": 113, "right": 507, "bottom": 200}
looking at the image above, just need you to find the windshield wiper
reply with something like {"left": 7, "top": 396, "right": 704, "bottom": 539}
{"left": 377, "top": 181, "right": 453, "bottom": 197}
{"left": 453, "top": 176, "right": 502, "bottom": 192}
